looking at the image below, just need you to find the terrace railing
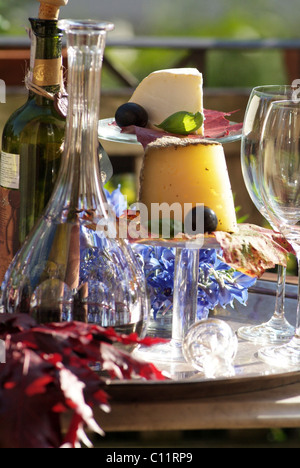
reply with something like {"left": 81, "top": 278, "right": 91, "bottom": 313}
{"left": 1, "top": 35, "right": 300, "bottom": 87}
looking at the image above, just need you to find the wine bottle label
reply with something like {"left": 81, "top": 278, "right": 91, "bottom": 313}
{"left": 0, "top": 151, "right": 21, "bottom": 280}
{"left": 0, "top": 186, "right": 20, "bottom": 280}
{"left": 32, "top": 58, "right": 62, "bottom": 87}
{"left": 0, "top": 151, "right": 20, "bottom": 189}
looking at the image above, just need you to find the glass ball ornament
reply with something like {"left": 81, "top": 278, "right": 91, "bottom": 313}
{"left": 183, "top": 318, "right": 238, "bottom": 378}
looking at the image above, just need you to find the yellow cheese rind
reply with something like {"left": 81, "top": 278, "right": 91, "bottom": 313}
{"left": 139, "top": 137, "right": 237, "bottom": 233}
{"left": 129, "top": 68, "right": 204, "bottom": 135}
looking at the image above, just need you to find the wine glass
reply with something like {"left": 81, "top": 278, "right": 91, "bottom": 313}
{"left": 257, "top": 99, "right": 300, "bottom": 367}
{"left": 238, "top": 85, "right": 295, "bottom": 343}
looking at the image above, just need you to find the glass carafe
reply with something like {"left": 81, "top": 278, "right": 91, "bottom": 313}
{"left": 1, "top": 19, "right": 149, "bottom": 337}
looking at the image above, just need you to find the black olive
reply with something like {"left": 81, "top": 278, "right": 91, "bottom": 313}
{"left": 184, "top": 205, "right": 203, "bottom": 235}
{"left": 115, "top": 102, "right": 148, "bottom": 128}
{"left": 184, "top": 205, "right": 218, "bottom": 235}
{"left": 203, "top": 206, "right": 218, "bottom": 233}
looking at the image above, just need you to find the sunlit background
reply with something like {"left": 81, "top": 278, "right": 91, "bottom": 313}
{"left": 3, "top": 0, "right": 300, "bottom": 37}
{"left": 1, "top": 0, "right": 300, "bottom": 87}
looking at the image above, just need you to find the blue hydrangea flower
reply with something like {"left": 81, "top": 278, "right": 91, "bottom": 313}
{"left": 197, "top": 249, "right": 256, "bottom": 317}
{"left": 134, "top": 245, "right": 256, "bottom": 320}
{"left": 134, "top": 245, "right": 175, "bottom": 318}
{"left": 104, "top": 186, "right": 257, "bottom": 320}
{"left": 104, "top": 184, "right": 127, "bottom": 218}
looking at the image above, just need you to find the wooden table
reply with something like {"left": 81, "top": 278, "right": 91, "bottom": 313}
{"left": 97, "top": 275, "right": 300, "bottom": 433}
{"left": 98, "top": 376, "right": 300, "bottom": 432}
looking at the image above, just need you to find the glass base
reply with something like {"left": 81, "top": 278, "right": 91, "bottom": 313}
{"left": 136, "top": 246, "right": 201, "bottom": 364}
{"left": 237, "top": 316, "right": 294, "bottom": 344}
{"left": 258, "top": 336, "right": 300, "bottom": 369}
{"left": 134, "top": 340, "right": 186, "bottom": 363}
{"left": 146, "top": 309, "right": 172, "bottom": 339}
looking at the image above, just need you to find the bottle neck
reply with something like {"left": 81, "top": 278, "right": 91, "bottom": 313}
{"left": 28, "top": 18, "right": 63, "bottom": 96}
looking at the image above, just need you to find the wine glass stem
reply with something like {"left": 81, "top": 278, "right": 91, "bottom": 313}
{"left": 295, "top": 257, "right": 300, "bottom": 336}
{"left": 171, "top": 247, "right": 200, "bottom": 349}
{"left": 273, "top": 264, "right": 286, "bottom": 320}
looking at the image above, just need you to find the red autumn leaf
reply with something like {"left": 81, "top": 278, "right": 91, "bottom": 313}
{"left": 25, "top": 374, "right": 54, "bottom": 396}
{"left": 0, "top": 314, "right": 167, "bottom": 448}
{"left": 0, "top": 348, "right": 65, "bottom": 448}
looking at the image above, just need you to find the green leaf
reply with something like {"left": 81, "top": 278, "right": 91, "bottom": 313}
{"left": 155, "top": 111, "right": 204, "bottom": 135}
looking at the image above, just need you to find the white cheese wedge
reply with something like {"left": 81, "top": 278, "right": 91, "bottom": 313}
{"left": 129, "top": 68, "right": 204, "bottom": 135}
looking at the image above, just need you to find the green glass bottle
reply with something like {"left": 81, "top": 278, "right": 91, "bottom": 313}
{"left": 0, "top": 18, "right": 66, "bottom": 282}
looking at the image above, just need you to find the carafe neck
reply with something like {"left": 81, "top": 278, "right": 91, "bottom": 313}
{"left": 46, "top": 20, "right": 114, "bottom": 220}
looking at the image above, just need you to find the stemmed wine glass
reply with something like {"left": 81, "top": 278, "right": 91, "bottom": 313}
{"left": 257, "top": 99, "right": 300, "bottom": 367}
{"left": 238, "top": 85, "right": 295, "bottom": 343}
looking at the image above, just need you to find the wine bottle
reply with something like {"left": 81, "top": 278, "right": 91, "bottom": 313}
{"left": 0, "top": 4, "right": 67, "bottom": 283}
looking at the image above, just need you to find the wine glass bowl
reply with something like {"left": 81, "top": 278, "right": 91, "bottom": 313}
{"left": 238, "top": 85, "right": 295, "bottom": 344}
{"left": 257, "top": 99, "right": 300, "bottom": 368}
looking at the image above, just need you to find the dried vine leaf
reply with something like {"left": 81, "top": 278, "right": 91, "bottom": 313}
{"left": 214, "top": 223, "right": 294, "bottom": 277}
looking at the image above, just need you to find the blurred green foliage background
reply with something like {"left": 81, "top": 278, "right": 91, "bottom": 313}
{"left": 0, "top": 0, "right": 298, "bottom": 88}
